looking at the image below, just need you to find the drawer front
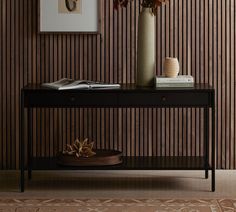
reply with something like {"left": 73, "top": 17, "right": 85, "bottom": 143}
{"left": 25, "top": 92, "right": 118, "bottom": 108}
{"left": 24, "top": 91, "right": 211, "bottom": 108}
{"left": 118, "top": 92, "right": 210, "bottom": 107}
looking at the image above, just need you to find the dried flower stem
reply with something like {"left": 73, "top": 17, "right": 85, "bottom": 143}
{"left": 63, "top": 138, "right": 96, "bottom": 158}
{"left": 114, "top": 0, "right": 169, "bottom": 15}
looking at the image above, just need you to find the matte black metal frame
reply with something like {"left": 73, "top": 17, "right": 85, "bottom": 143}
{"left": 20, "top": 84, "right": 215, "bottom": 192}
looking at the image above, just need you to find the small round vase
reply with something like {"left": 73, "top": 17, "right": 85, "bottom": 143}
{"left": 137, "top": 8, "right": 155, "bottom": 87}
{"left": 164, "top": 57, "right": 180, "bottom": 78}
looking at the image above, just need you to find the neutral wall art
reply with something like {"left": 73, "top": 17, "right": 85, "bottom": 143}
{"left": 39, "top": 0, "right": 100, "bottom": 33}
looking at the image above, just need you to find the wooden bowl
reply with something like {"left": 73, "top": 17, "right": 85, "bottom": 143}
{"left": 57, "top": 150, "right": 123, "bottom": 167}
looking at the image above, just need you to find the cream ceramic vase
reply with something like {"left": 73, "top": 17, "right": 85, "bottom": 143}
{"left": 164, "top": 57, "right": 180, "bottom": 77}
{"left": 137, "top": 8, "right": 155, "bottom": 87}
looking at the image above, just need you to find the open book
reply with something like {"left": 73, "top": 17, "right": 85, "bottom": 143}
{"left": 42, "top": 78, "right": 121, "bottom": 90}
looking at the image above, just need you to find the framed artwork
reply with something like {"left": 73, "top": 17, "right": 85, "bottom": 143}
{"left": 39, "top": 0, "right": 100, "bottom": 33}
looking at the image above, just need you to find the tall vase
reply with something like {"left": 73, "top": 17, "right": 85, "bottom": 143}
{"left": 137, "top": 8, "right": 155, "bottom": 87}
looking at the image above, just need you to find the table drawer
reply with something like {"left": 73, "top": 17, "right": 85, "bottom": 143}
{"left": 118, "top": 92, "right": 210, "bottom": 107}
{"left": 25, "top": 92, "right": 118, "bottom": 108}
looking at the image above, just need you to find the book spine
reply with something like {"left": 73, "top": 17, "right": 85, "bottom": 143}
{"left": 156, "top": 82, "right": 194, "bottom": 87}
{"left": 156, "top": 78, "right": 194, "bottom": 83}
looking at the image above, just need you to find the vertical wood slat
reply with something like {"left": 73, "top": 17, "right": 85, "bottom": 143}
{"left": 0, "top": 1, "right": 3, "bottom": 166}
{"left": 2, "top": 0, "right": 7, "bottom": 169}
{"left": 230, "top": 0, "right": 235, "bottom": 168}
{"left": 0, "top": 0, "right": 3, "bottom": 169}
{"left": 0, "top": 0, "right": 236, "bottom": 169}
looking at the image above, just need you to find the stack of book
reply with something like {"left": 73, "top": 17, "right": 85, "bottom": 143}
{"left": 156, "top": 75, "right": 194, "bottom": 88}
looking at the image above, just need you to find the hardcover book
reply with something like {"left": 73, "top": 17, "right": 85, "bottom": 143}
{"left": 156, "top": 82, "right": 194, "bottom": 88}
{"left": 156, "top": 75, "right": 194, "bottom": 83}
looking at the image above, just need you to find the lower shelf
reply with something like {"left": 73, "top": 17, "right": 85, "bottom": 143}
{"left": 30, "top": 156, "right": 211, "bottom": 170}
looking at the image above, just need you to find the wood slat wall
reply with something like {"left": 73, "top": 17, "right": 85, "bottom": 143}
{"left": 0, "top": 0, "right": 235, "bottom": 169}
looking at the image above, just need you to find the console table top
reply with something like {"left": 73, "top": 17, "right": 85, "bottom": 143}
{"left": 22, "top": 83, "right": 214, "bottom": 93}
{"left": 21, "top": 83, "right": 214, "bottom": 108}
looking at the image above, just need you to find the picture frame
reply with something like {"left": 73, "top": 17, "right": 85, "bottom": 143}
{"left": 39, "top": 0, "right": 100, "bottom": 33}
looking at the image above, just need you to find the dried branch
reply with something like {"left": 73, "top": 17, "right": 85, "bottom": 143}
{"left": 114, "top": 0, "right": 169, "bottom": 15}
{"left": 63, "top": 138, "right": 96, "bottom": 158}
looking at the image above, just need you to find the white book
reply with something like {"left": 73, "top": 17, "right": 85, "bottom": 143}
{"left": 42, "top": 78, "right": 121, "bottom": 90}
{"left": 156, "top": 75, "right": 194, "bottom": 83}
{"left": 156, "top": 82, "right": 194, "bottom": 88}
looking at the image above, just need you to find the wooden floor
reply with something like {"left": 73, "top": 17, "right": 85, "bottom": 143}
{"left": 0, "top": 170, "right": 236, "bottom": 198}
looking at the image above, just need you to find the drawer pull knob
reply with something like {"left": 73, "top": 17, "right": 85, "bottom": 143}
{"left": 162, "top": 96, "right": 166, "bottom": 101}
{"left": 70, "top": 97, "right": 75, "bottom": 102}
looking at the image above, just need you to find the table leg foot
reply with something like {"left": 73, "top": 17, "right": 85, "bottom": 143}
{"left": 20, "top": 171, "right": 24, "bottom": 192}
{"left": 28, "top": 170, "right": 32, "bottom": 180}
{"left": 211, "top": 170, "right": 215, "bottom": 192}
{"left": 205, "top": 170, "right": 208, "bottom": 179}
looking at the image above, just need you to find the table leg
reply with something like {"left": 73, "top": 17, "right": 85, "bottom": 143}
{"left": 28, "top": 108, "right": 32, "bottom": 180}
{"left": 20, "top": 92, "right": 25, "bottom": 192}
{"left": 204, "top": 107, "right": 209, "bottom": 179}
{"left": 212, "top": 105, "right": 215, "bottom": 192}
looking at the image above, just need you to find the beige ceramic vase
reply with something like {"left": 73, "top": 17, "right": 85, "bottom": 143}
{"left": 137, "top": 8, "right": 155, "bottom": 87}
{"left": 164, "top": 57, "right": 180, "bottom": 77}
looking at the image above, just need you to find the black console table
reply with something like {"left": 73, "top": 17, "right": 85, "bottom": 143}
{"left": 20, "top": 84, "right": 215, "bottom": 192}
